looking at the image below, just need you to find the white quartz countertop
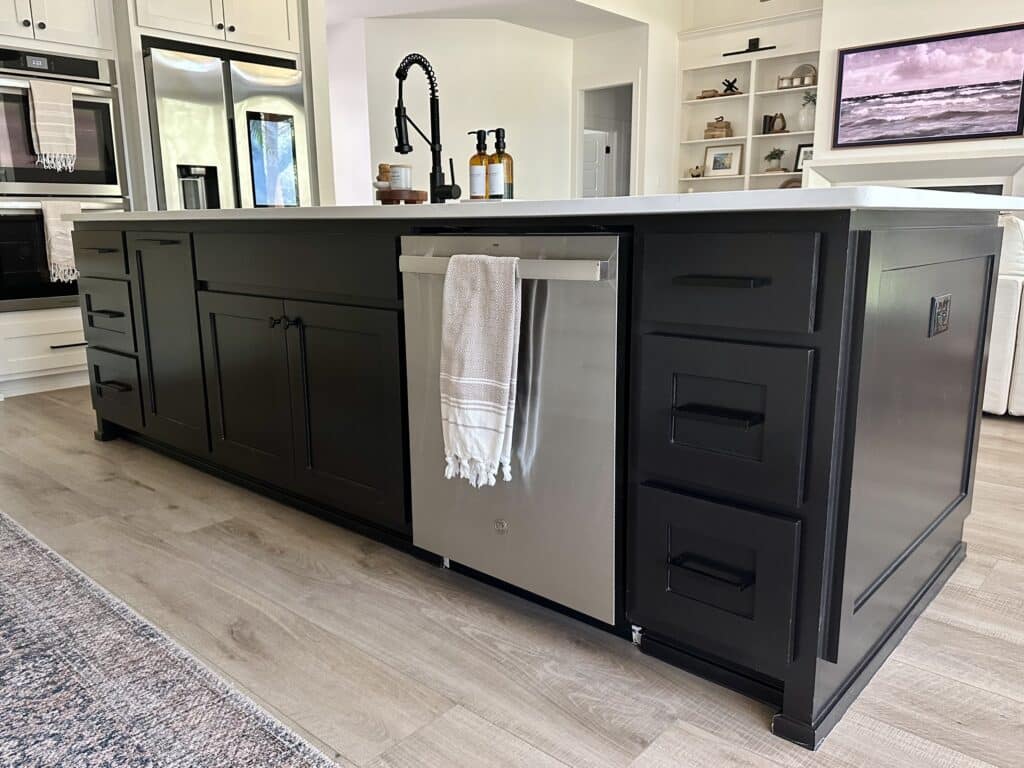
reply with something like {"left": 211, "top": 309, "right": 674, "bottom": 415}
{"left": 71, "top": 187, "right": 1024, "bottom": 223}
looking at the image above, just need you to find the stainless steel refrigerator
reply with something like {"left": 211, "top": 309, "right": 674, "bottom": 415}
{"left": 144, "top": 48, "right": 311, "bottom": 210}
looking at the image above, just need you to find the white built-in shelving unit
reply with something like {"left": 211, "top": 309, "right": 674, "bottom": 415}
{"left": 679, "top": 49, "right": 820, "bottom": 192}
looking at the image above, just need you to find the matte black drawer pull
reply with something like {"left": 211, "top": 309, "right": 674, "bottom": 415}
{"left": 80, "top": 246, "right": 120, "bottom": 254}
{"left": 96, "top": 379, "right": 132, "bottom": 393}
{"left": 672, "top": 274, "right": 771, "bottom": 289}
{"left": 673, "top": 403, "right": 764, "bottom": 430}
{"left": 87, "top": 309, "right": 125, "bottom": 319}
{"left": 135, "top": 238, "right": 182, "bottom": 246}
{"left": 669, "top": 554, "right": 755, "bottom": 592}
{"left": 50, "top": 341, "right": 88, "bottom": 350}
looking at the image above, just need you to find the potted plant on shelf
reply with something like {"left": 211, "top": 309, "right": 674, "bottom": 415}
{"left": 764, "top": 147, "right": 786, "bottom": 172}
{"left": 797, "top": 91, "right": 817, "bottom": 131}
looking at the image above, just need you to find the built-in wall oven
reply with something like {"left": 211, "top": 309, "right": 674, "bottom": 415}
{"left": 0, "top": 47, "right": 123, "bottom": 198}
{"left": 0, "top": 47, "right": 125, "bottom": 310}
{"left": 0, "top": 200, "right": 122, "bottom": 310}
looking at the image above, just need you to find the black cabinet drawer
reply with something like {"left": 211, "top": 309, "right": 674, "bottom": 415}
{"left": 640, "top": 232, "right": 820, "bottom": 333}
{"left": 74, "top": 230, "right": 127, "bottom": 278}
{"left": 87, "top": 348, "right": 143, "bottom": 433}
{"left": 80, "top": 277, "right": 136, "bottom": 354}
{"left": 194, "top": 231, "right": 398, "bottom": 302}
{"left": 635, "top": 334, "right": 813, "bottom": 507}
{"left": 628, "top": 484, "right": 800, "bottom": 678}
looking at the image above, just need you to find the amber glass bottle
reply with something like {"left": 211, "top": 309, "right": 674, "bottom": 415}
{"left": 467, "top": 130, "right": 489, "bottom": 200}
{"left": 487, "top": 128, "right": 514, "bottom": 200}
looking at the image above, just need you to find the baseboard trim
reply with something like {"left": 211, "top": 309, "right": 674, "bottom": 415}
{"left": 772, "top": 542, "right": 967, "bottom": 750}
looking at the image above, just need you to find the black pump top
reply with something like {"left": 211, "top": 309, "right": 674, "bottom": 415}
{"left": 468, "top": 129, "right": 487, "bottom": 152}
{"left": 488, "top": 128, "right": 506, "bottom": 153}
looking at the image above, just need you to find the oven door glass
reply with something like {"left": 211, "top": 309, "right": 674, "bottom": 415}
{"left": 0, "top": 93, "right": 117, "bottom": 187}
{"left": 0, "top": 212, "right": 76, "bottom": 301}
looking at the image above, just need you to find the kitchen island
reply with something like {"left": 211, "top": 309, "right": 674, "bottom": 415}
{"left": 71, "top": 187, "right": 1020, "bottom": 748}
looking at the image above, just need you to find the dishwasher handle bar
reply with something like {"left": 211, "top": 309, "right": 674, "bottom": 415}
{"left": 399, "top": 254, "right": 612, "bottom": 282}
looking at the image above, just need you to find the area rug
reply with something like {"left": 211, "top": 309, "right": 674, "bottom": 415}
{"left": 0, "top": 510, "right": 337, "bottom": 767}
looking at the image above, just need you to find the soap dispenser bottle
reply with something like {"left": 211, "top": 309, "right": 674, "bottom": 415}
{"left": 467, "top": 130, "right": 489, "bottom": 200}
{"left": 487, "top": 128, "right": 514, "bottom": 200}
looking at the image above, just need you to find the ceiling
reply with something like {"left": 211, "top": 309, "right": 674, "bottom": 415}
{"left": 325, "top": 0, "right": 640, "bottom": 38}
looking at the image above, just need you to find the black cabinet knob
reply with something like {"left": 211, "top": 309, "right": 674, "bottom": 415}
{"left": 227, "top": 24, "right": 236, "bottom": 32}
{"left": 21, "top": 18, "right": 30, "bottom": 27}
{"left": 36, "top": 21, "right": 46, "bottom": 29}
{"left": 216, "top": 22, "right": 225, "bottom": 29}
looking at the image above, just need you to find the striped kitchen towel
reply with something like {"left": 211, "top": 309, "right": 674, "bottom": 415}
{"left": 29, "top": 79, "right": 77, "bottom": 172}
{"left": 41, "top": 200, "right": 81, "bottom": 283}
{"left": 440, "top": 254, "right": 521, "bottom": 487}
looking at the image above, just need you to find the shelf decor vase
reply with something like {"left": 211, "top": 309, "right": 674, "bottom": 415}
{"left": 796, "top": 103, "right": 815, "bottom": 132}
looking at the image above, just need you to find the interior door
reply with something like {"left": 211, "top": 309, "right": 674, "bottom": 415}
{"left": 129, "top": 233, "right": 209, "bottom": 456}
{"left": 0, "top": 0, "right": 33, "bottom": 39}
{"left": 134, "top": 0, "right": 225, "bottom": 41}
{"left": 581, "top": 130, "right": 609, "bottom": 198}
{"left": 223, "top": 0, "right": 298, "bottom": 52}
{"left": 285, "top": 300, "right": 406, "bottom": 532}
{"left": 198, "top": 291, "right": 294, "bottom": 486}
{"left": 29, "top": 0, "right": 106, "bottom": 48}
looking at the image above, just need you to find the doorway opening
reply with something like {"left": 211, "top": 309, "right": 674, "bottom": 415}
{"left": 580, "top": 84, "right": 633, "bottom": 198}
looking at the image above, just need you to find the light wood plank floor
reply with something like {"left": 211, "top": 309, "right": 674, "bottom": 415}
{"left": 1, "top": 387, "right": 1021, "bottom": 767}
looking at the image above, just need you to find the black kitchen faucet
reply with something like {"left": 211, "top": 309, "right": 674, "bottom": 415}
{"left": 393, "top": 53, "right": 461, "bottom": 204}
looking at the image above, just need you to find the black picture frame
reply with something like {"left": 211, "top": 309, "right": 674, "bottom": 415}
{"left": 832, "top": 22, "right": 1024, "bottom": 149}
{"left": 794, "top": 143, "right": 813, "bottom": 172}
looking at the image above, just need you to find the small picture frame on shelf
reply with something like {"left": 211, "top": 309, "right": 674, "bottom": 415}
{"left": 794, "top": 143, "right": 814, "bottom": 172}
{"left": 703, "top": 144, "right": 744, "bottom": 177}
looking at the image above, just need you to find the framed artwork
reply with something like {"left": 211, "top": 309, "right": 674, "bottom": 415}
{"left": 833, "top": 23, "right": 1024, "bottom": 148}
{"left": 703, "top": 144, "right": 744, "bottom": 177}
{"left": 794, "top": 143, "right": 814, "bottom": 172}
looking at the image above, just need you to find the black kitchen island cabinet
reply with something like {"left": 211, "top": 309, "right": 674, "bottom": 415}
{"left": 71, "top": 188, "right": 1020, "bottom": 749}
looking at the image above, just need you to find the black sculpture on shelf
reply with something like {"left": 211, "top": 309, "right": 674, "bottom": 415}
{"left": 722, "top": 78, "right": 740, "bottom": 95}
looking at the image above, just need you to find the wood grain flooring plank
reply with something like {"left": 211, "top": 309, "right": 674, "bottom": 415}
{"left": 855, "top": 659, "right": 1023, "bottom": 768}
{"left": 367, "top": 706, "right": 570, "bottom": 768}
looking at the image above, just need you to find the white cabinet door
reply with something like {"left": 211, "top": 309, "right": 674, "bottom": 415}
{"left": 29, "top": 0, "right": 106, "bottom": 49}
{"left": 223, "top": 0, "right": 299, "bottom": 52}
{"left": 135, "top": 0, "right": 225, "bottom": 41}
{"left": 0, "top": 0, "right": 33, "bottom": 39}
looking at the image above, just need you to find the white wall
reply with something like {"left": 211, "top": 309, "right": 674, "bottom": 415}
{"left": 584, "top": 85, "right": 633, "bottom": 195}
{"left": 327, "top": 19, "right": 373, "bottom": 204}
{"left": 361, "top": 18, "right": 573, "bottom": 201}
{"left": 813, "top": 0, "right": 1024, "bottom": 173}
{"left": 573, "top": 25, "right": 646, "bottom": 195}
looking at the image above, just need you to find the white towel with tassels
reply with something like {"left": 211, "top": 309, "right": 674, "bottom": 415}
{"left": 29, "top": 79, "right": 77, "bottom": 172}
{"left": 440, "top": 254, "right": 521, "bottom": 488}
{"left": 41, "top": 201, "right": 81, "bottom": 283}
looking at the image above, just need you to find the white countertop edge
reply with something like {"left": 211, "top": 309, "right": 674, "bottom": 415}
{"left": 69, "top": 187, "right": 1024, "bottom": 223}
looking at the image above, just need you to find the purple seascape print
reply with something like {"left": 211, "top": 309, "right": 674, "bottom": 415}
{"left": 835, "top": 25, "right": 1024, "bottom": 146}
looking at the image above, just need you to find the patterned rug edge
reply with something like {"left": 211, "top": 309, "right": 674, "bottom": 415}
{"left": 0, "top": 508, "right": 341, "bottom": 768}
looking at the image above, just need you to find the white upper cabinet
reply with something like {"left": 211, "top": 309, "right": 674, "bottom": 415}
{"left": 29, "top": 0, "right": 107, "bottom": 49}
{"left": 223, "top": 0, "right": 298, "bottom": 52}
{"left": 135, "top": 0, "right": 299, "bottom": 53}
{"left": 135, "top": 0, "right": 224, "bottom": 41}
{"left": 0, "top": 0, "right": 33, "bottom": 40}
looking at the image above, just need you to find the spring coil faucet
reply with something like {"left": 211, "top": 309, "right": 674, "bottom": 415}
{"left": 394, "top": 53, "right": 461, "bottom": 204}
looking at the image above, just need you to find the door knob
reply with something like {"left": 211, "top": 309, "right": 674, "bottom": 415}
{"left": 36, "top": 21, "right": 46, "bottom": 29}
{"left": 216, "top": 22, "right": 225, "bottom": 30}
{"left": 227, "top": 25, "right": 236, "bottom": 32}
{"left": 21, "top": 18, "right": 30, "bottom": 27}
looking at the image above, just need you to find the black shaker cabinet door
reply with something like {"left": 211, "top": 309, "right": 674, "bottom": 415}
{"left": 198, "top": 291, "right": 294, "bottom": 487}
{"left": 129, "top": 233, "right": 209, "bottom": 456}
{"left": 628, "top": 484, "right": 801, "bottom": 679}
{"left": 635, "top": 334, "right": 814, "bottom": 508}
{"left": 284, "top": 300, "right": 407, "bottom": 533}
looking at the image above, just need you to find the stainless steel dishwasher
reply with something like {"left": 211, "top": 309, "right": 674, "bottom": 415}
{"left": 400, "top": 234, "right": 620, "bottom": 623}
